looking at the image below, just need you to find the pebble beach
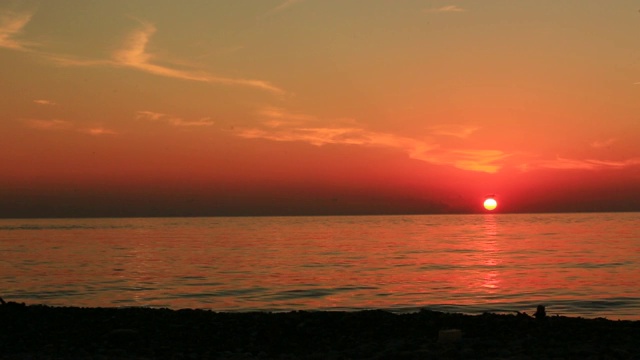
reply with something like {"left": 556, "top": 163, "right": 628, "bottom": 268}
{"left": 2, "top": 301, "right": 640, "bottom": 359}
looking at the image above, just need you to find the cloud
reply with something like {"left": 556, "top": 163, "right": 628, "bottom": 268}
{"left": 424, "top": 5, "right": 466, "bottom": 13}
{"left": 80, "top": 127, "right": 117, "bottom": 136}
{"left": 237, "top": 113, "right": 509, "bottom": 173}
{"left": 0, "top": 10, "right": 34, "bottom": 50}
{"left": 23, "top": 118, "right": 116, "bottom": 135}
{"left": 135, "top": 110, "right": 167, "bottom": 121}
{"left": 257, "top": 106, "right": 316, "bottom": 127}
{"left": 170, "top": 117, "right": 214, "bottom": 127}
{"left": 24, "top": 119, "right": 72, "bottom": 130}
{"left": 112, "top": 20, "right": 284, "bottom": 94}
{"left": 261, "top": 0, "right": 305, "bottom": 18}
{"left": 428, "top": 124, "right": 479, "bottom": 138}
{"left": 33, "top": 99, "right": 56, "bottom": 106}
{"left": 414, "top": 149, "right": 512, "bottom": 173}
{"left": 590, "top": 138, "right": 616, "bottom": 149}
{"left": 136, "top": 110, "right": 214, "bottom": 127}
{"left": 238, "top": 126, "right": 385, "bottom": 146}
{"left": 3, "top": 13, "right": 283, "bottom": 94}
{"left": 45, "top": 53, "right": 113, "bottom": 67}
{"left": 524, "top": 156, "right": 640, "bottom": 171}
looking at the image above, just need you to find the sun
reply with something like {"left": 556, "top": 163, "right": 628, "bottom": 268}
{"left": 483, "top": 197, "right": 498, "bottom": 211}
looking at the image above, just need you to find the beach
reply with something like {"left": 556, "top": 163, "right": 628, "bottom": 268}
{"left": 2, "top": 301, "right": 639, "bottom": 359}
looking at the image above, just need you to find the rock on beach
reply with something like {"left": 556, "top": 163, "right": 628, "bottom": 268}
{"left": 1, "top": 301, "right": 640, "bottom": 359}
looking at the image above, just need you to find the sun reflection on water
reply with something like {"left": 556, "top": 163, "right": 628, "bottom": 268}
{"left": 478, "top": 215, "right": 501, "bottom": 293}
{"left": 1, "top": 214, "right": 640, "bottom": 319}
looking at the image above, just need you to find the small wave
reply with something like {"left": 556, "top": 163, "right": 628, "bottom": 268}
{"left": 268, "top": 285, "right": 379, "bottom": 301}
{"left": 0, "top": 224, "right": 134, "bottom": 231}
{"left": 270, "top": 288, "right": 339, "bottom": 300}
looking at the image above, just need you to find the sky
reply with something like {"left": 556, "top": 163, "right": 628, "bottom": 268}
{"left": 1, "top": 0, "right": 639, "bottom": 218}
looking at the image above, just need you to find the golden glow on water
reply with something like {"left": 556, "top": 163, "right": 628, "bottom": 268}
{"left": 1, "top": 213, "right": 639, "bottom": 319}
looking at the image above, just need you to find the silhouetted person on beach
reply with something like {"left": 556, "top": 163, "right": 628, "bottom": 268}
{"left": 534, "top": 305, "right": 546, "bottom": 320}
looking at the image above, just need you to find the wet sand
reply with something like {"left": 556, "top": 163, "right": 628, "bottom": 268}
{"left": 2, "top": 301, "right": 639, "bottom": 359}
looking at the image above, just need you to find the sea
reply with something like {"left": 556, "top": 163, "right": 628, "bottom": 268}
{"left": 1, "top": 213, "right": 639, "bottom": 320}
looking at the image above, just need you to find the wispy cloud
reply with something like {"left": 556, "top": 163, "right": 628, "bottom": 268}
{"left": 424, "top": 5, "right": 466, "bottom": 13}
{"left": 33, "top": 99, "right": 56, "bottom": 106}
{"left": 171, "top": 117, "right": 214, "bottom": 127}
{"left": 24, "top": 119, "right": 72, "bottom": 130}
{"left": 45, "top": 53, "right": 113, "bottom": 67}
{"left": 522, "top": 156, "right": 640, "bottom": 171}
{"left": 237, "top": 111, "right": 509, "bottom": 173}
{"left": 79, "top": 127, "right": 117, "bottom": 136}
{"left": 415, "top": 149, "right": 512, "bottom": 173}
{"left": 136, "top": 110, "right": 166, "bottom": 121}
{"left": 136, "top": 110, "right": 214, "bottom": 127}
{"left": 0, "top": 10, "right": 34, "bottom": 50}
{"left": 261, "top": 0, "right": 305, "bottom": 18}
{"left": 2, "top": 12, "right": 283, "bottom": 94}
{"left": 23, "top": 118, "right": 116, "bottom": 135}
{"left": 590, "top": 138, "right": 616, "bottom": 149}
{"left": 257, "top": 106, "right": 315, "bottom": 127}
{"left": 238, "top": 126, "right": 390, "bottom": 147}
{"left": 428, "top": 124, "right": 479, "bottom": 138}
{"left": 112, "top": 20, "right": 283, "bottom": 94}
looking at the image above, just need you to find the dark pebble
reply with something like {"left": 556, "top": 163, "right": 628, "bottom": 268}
{"left": 1, "top": 302, "right": 639, "bottom": 359}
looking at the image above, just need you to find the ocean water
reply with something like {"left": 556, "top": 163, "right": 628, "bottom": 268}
{"left": 1, "top": 213, "right": 639, "bottom": 320}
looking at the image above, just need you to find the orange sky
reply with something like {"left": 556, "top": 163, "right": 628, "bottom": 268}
{"left": 1, "top": 1, "right": 639, "bottom": 217}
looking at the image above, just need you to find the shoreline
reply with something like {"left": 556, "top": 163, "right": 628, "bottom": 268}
{"left": 2, "top": 301, "right": 640, "bottom": 359}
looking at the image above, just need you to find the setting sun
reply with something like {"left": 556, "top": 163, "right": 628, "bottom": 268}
{"left": 0, "top": 1, "right": 639, "bottom": 218}
{"left": 484, "top": 198, "right": 498, "bottom": 211}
